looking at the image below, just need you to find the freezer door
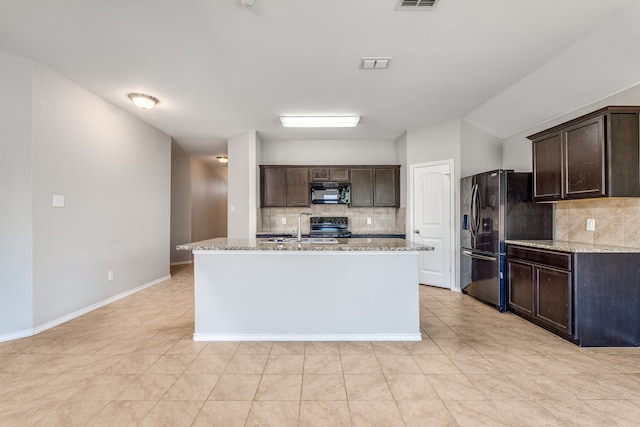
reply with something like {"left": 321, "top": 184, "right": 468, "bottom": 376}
{"left": 460, "top": 249, "right": 505, "bottom": 311}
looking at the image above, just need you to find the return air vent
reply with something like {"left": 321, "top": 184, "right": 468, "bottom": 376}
{"left": 396, "top": 0, "right": 438, "bottom": 10}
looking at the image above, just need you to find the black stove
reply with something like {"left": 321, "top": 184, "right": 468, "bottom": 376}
{"left": 309, "top": 216, "right": 352, "bottom": 238}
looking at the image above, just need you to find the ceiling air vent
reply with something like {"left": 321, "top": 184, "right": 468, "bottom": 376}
{"left": 395, "top": 0, "right": 438, "bottom": 10}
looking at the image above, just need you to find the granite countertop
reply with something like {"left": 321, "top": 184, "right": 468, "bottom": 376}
{"left": 177, "top": 237, "right": 433, "bottom": 252}
{"left": 255, "top": 232, "right": 406, "bottom": 238}
{"left": 506, "top": 240, "right": 640, "bottom": 253}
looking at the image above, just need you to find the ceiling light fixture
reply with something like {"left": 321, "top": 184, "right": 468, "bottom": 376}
{"left": 216, "top": 156, "right": 229, "bottom": 164}
{"left": 127, "top": 93, "right": 159, "bottom": 110}
{"left": 280, "top": 116, "right": 360, "bottom": 128}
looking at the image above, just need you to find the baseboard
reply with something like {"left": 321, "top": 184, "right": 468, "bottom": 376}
{"left": 0, "top": 274, "right": 171, "bottom": 343}
{"left": 170, "top": 260, "right": 193, "bottom": 266}
{"left": 0, "top": 328, "right": 34, "bottom": 343}
{"left": 193, "top": 333, "right": 423, "bottom": 342}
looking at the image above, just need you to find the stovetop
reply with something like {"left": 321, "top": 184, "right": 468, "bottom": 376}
{"left": 309, "top": 216, "right": 352, "bottom": 238}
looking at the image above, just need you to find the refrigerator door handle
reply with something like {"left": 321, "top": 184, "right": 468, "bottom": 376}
{"left": 469, "top": 184, "right": 479, "bottom": 237}
{"left": 473, "top": 184, "right": 481, "bottom": 233}
{"left": 462, "top": 250, "right": 498, "bottom": 262}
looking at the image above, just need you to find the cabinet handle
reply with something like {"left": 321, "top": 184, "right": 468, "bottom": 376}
{"left": 414, "top": 230, "right": 420, "bottom": 234}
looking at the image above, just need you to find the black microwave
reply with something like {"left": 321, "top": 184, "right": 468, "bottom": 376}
{"left": 310, "top": 183, "right": 351, "bottom": 204}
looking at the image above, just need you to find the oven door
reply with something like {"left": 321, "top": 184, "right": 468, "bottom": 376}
{"left": 460, "top": 249, "right": 504, "bottom": 311}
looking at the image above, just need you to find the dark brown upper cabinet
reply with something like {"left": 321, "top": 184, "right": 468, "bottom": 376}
{"left": 310, "top": 167, "right": 350, "bottom": 182}
{"left": 529, "top": 106, "right": 640, "bottom": 202}
{"left": 350, "top": 166, "right": 400, "bottom": 208}
{"left": 260, "top": 166, "right": 310, "bottom": 207}
{"left": 260, "top": 165, "right": 400, "bottom": 208}
{"left": 350, "top": 168, "right": 374, "bottom": 207}
{"left": 531, "top": 132, "right": 562, "bottom": 201}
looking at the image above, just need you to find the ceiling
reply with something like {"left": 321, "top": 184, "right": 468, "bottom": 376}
{"left": 1, "top": 0, "right": 639, "bottom": 164}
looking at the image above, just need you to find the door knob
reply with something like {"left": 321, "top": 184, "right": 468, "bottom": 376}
{"left": 414, "top": 230, "right": 420, "bottom": 234}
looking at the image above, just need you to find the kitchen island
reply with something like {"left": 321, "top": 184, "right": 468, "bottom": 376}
{"left": 177, "top": 238, "right": 432, "bottom": 342}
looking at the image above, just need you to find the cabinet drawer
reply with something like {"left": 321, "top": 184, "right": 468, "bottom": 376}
{"left": 507, "top": 246, "right": 572, "bottom": 271}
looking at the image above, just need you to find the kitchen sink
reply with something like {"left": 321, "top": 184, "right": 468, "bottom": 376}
{"left": 260, "top": 237, "right": 339, "bottom": 244}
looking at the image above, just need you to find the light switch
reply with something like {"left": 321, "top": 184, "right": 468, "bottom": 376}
{"left": 52, "top": 194, "right": 64, "bottom": 207}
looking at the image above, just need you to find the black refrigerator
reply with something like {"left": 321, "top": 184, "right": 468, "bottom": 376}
{"left": 460, "top": 170, "right": 553, "bottom": 311}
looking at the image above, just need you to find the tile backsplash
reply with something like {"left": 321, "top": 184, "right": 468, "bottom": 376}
{"left": 258, "top": 206, "right": 406, "bottom": 235}
{"left": 554, "top": 198, "right": 640, "bottom": 247}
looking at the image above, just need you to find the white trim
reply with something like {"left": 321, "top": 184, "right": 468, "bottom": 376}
{"left": 170, "top": 260, "right": 192, "bottom": 266}
{"left": 0, "top": 329, "right": 34, "bottom": 343}
{"left": 193, "top": 333, "right": 422, "bottom": 342}
{"left": 0, "top": 274, "right": 171, "bottom": 343}
{"left": 408, "top": 159, "right": 456, "bottom": 290}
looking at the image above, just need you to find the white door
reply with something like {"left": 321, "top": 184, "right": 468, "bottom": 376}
{"left": 411, "top": 162, "right": 453, "bottom": 288}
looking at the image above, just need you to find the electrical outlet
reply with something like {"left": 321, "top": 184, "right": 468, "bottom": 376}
{"left": 586, "top": 218, "right": 595, "bottom": 231}
{"left": 52, "top": 194, "right": 65, "bottom": 207}
{"left": 367, "top": 217, "right": 372, "bottom": 225}
{"left": 107, "top": 270, "right": 114, "bottom": 281}
{"left": 281, "top": 217, "right": 287, "bottom": 225}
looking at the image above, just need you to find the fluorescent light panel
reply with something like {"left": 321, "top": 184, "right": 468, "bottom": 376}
{"left": 280, "top": 116, "right": 360, "bottom": 128}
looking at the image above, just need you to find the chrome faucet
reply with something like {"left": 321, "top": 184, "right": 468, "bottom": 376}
{"left": 297, "top": 212, "right": 312, "bottom": 241}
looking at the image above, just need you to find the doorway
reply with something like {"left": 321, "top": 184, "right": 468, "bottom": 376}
{"left": 409, "top": 160, "right": 454, "bottom": 289}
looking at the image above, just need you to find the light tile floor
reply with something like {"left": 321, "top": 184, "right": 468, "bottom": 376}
{"left": 1, "top": 264, "right": 640, "bottom": 426}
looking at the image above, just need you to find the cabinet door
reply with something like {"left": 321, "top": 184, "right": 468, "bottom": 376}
{"left": 507, "top": 260, "right": 534, "bottom": 316}
{"left": 535, "top": 266, "right": 572, "bottom": 334}
{"left": 330, "top": 167, "right": 349, "bottom": 182}
{"left": 310, "top": 167, "right": 349, "bottom": 182}
{"left": 563, "top": 115, "right": 606, "bottom": 198}
{"left": 286, "top": 168, "right": 310, "bottom": 206}
{"left": 532, "top": 133, "right": 562, "bottom": 201}
{"left": 262, "top": 168, "right": 287, "bottom": 207}
{"left": 310, "top": 167, "right": 329, "bottom": 182}
{"left": 350, "top": 168, "right": 374, "bottom": 207}
{"left": 374, "top": 168, "right": 398, "bottom": 207}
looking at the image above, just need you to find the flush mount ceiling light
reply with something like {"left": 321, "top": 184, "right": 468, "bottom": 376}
{"left": 216, "top": 156, "right": 229, "bottom": 164}
{"left": 240, "top": 0, "right": 256, "bottom": 8}
{"left": 127, "top": 93, "right": 159, "bottom": 110}
{"left": 280, "top": 116, "right": 360, "bottom": 128}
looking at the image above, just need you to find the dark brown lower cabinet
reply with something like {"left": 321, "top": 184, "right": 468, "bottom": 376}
{"left": 507, "top": 244, "right": 640, "bottom": 347}
{"left": 507, "top": 250, "right": 572, "bottom": 340}
{"left": 535, "top": 266, "right": 571, "bottom": 335}
{"left": 507, "top": 261, "right": 534, "bottom": 316}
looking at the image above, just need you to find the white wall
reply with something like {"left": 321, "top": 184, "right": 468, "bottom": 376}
{"left": 261, "top": 139, "right": 397, "bottom": 165}
{"left": 0, "top": 53, "right": 34, "bottom": 338}
{"left": 170, "top": 141, "right": 192, "bottom": 264}
{"left": 395, "top": 132, "right": 408, "bottom": 208}
{"left": 29, "top": 62, "right": 172, "bottom": 328}
{"left": 227, "top": 130, "right": 258, "bottom": 238}
{"left": 502, "top": 138, "right": 532, "bottom": 172}
{"left": 191, "top": 159, "right": 228, "bottom": 242}
{"left": 460, "top": 120, "right": 502, "bottom": 177}
{"left": 502, "top": 82, "right": 640, "bottom": 171}
{"left": 405, "top": 118, "right": 462, "bottom": 291}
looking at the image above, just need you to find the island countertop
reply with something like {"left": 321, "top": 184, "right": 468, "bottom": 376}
{"left": 177, "top": 237, "right": 433, "bottom": 252}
